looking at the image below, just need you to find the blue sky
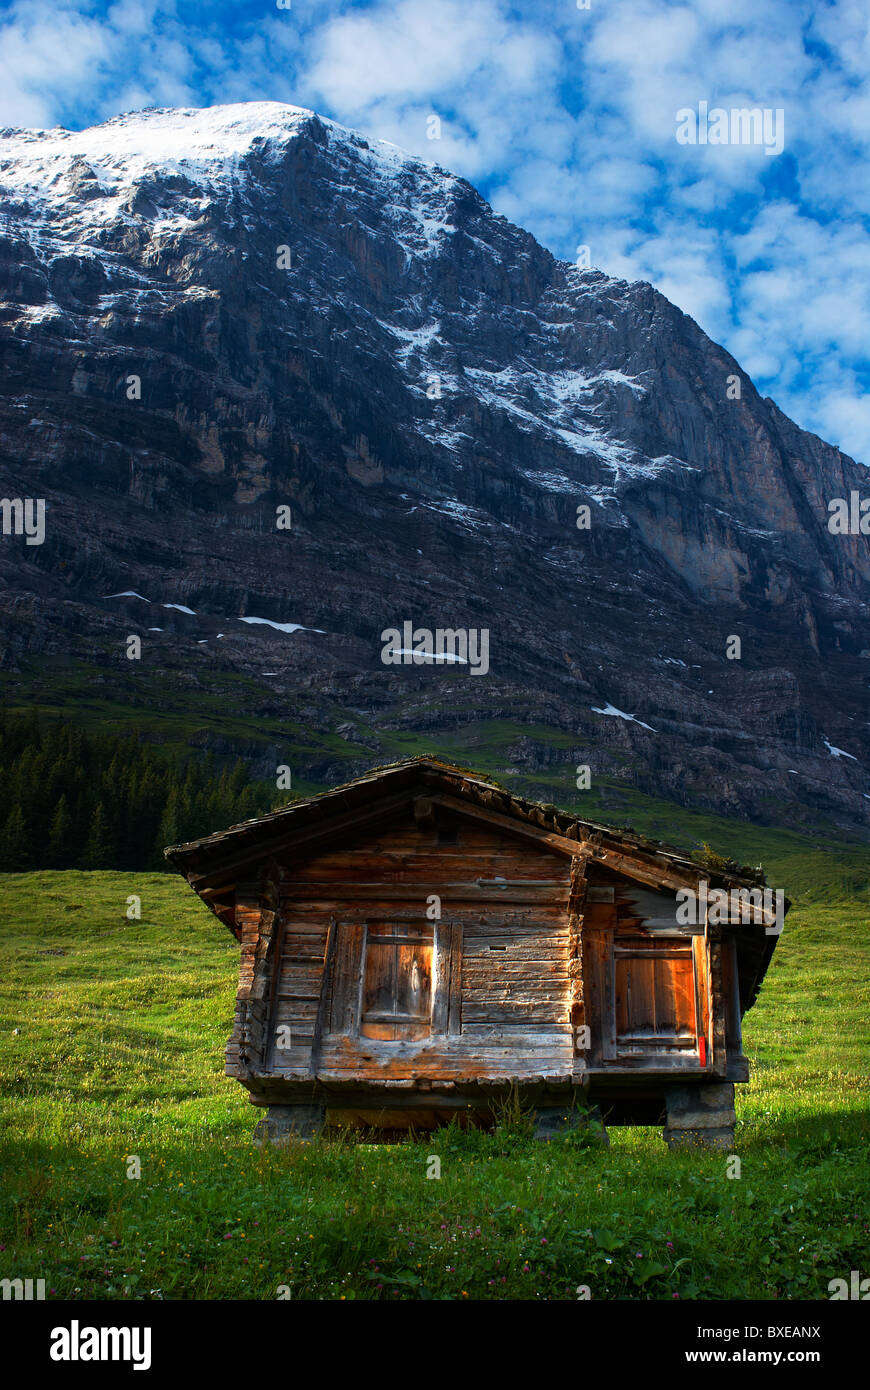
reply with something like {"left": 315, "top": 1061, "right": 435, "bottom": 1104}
{"left": 1, "top": 0, "right": 868, "bottom": 465}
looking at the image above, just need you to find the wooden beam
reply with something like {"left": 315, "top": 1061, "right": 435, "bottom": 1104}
{"left": 309, "top": 917, "right": 338, "bottom": 1076}
{"left": 568, "top": 853, "right": 588, "bottom": 1073}
{"left": 427, "top": 791, "right": 583, "bottom": 857}
{"left": 264, "top": 909, "right": 287, "bottom": 1068}
{"left": 186, "top": 790, "right": 415, "bottom": 890}
{"left": 583, "top": 844, "right": 700, "bottom": 894}
{"left": 280, "top": 880, "right": 568, "bottom": 903}
{"left": 429, "top": 791, "right": 697, "bottom": 893}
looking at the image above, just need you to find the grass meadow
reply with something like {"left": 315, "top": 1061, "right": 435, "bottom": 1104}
{"left": 0, "top": 852, "right": 867, "bottom": 1301}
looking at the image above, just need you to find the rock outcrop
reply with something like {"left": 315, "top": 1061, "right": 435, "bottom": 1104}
{"left": 0, "top": 103, "right": 867, "bottom": 828}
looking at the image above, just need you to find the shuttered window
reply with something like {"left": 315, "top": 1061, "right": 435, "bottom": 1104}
{"left": 582, "top": 885, "right": 710, "bottom": 1068}
{"left": 613, "top": 939, "right": 698, "bottom": 1050}
{"left": 360, "top": 923, "right": 434, "bottom": 1041}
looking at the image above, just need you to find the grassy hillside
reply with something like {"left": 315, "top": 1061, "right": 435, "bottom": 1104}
{"left": 6, "top": 669, "right": 870, "bottom": 850}
{"left": 0, "top": 842, "right": 867, "bottom": 1300}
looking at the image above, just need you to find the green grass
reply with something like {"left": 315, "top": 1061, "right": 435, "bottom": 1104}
{"left": 0, "top": 855, "right": 867, "bottom": 1301}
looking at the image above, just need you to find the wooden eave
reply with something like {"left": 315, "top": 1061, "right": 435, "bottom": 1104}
{"left": 164, "top": 755, "right": 786, "bottom": 1008}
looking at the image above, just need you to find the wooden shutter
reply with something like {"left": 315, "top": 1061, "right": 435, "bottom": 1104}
{"left": 360, "top": 923, "right": 435, "bottom": 1041}
{"left": 432, "top": 921, "right": 463, "bottom": 1035}
{"left": 584, "top": 920, "right": 709, "bottom": 1067}
{"left": 612, "top": 938, "right": 699, "bottom": 1054}
{"left": 323, "top": 918, "right": 461, "bottom": 1043}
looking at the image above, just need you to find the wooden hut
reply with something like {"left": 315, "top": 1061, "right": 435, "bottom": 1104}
{"left": 165, "top": 757, "right": 786, "bottom": 1148}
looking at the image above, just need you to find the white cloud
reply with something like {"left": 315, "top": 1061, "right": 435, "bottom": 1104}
{"left": 0, "top": 0, "right": 867, "bottom": 461}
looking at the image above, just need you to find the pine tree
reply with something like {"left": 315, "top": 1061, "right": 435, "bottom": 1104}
{"left": 48, "top": 795, "right": 73, "bottom": 867}
{"left": 155, "top": 787, "right": 180, "bottom": 866}
{"left": 83, "top": 802, "right": 113, "bottom": 869}
{"left": 0, "top": 804, "right": 31, "bottom": 871}
{"left": 0, "top": 712, "right": 277, "bottom": 871}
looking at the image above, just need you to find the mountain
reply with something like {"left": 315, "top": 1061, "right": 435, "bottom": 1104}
{"left": 0, "top": 102, "right": 868, "bottom": 832}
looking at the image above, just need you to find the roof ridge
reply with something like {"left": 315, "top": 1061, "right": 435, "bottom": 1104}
{"left": 164, "top": 755, "right": 765, "bottom": 888}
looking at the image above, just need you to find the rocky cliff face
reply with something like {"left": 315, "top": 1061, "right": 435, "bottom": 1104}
{"left": 0, "top": 102, "right": 868, "bottom": 829}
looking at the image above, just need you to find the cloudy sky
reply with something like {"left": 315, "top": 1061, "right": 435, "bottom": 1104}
{"left": 2, "top": 0, "right": 867, "bottom": 464}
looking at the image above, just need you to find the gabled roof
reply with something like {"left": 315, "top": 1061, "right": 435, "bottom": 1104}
{"left": 165, "top": 754, "right": 765, "bottom": 892}
{"left": 165, "top": 756, "right": 784, "bottom": 1012}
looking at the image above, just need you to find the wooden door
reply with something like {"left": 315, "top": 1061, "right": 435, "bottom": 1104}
{"left": 584, "top": 925, "right": 709, "bottom": 1069}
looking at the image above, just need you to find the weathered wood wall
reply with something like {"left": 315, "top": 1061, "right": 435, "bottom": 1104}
{"left": 223, "top": 807, "right": 746, "bottom": 1099}
{"left": 257, "top": 811, "right": 574, "bottom": 1083}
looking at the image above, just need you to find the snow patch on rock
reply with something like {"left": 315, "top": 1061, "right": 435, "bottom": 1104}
{"left": 591, "top": 701, "right": 657, "bottom": 732}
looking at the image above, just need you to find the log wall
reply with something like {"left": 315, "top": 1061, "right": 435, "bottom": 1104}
{"left": 223, "top": 808, "right": 744, "bottom": 1095}
{"left": 252, "top": 812, "right": 574, "bottom": 1083}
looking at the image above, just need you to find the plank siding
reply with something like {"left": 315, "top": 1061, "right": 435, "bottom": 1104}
{"left": 224, "top": 801, "right": 733, "bottom": 1089}
{"left": 264, "top": 812, "right": 573, "bottom": 1080}
{"left": 166, "top": 759, "right": 782, "bottom": 1131}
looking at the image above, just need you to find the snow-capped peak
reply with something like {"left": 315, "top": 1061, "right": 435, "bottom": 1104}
{"left": 0, "top": 103, "right": 328, "bottom": 198}
{"left": 0, "top": 101, "right": 454, "bottom": 204}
